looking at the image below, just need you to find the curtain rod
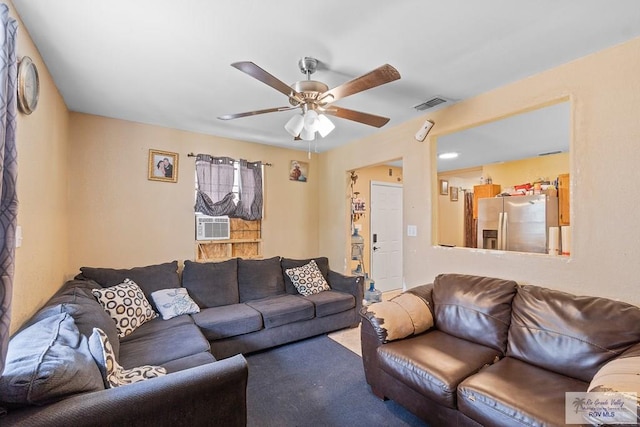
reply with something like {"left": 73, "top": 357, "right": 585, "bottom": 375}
{"left": 187, "top": 152, "right": 272, "bottom": 166}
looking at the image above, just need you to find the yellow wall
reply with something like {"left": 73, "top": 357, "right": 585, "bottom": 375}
{"left": 319, "top": 35, "right": 640, "bottom": 306}
{"left": 11, "top": 2, "right": 71, "bottom": 333}
{"left": 350, "top": 164, "right": 402, "bottom": 274}
{"left": 67, "top": 113, "right": 320, "bottom": 271}
{"left": 483, "top": 152, "right": 569, "bottom": 189}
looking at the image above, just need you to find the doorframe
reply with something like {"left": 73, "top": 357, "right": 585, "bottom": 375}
{"left": 369, "top": 180, "right": 404, "bottom": 292}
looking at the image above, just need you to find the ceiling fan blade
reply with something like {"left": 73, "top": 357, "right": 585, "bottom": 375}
{"left": 218, "top": 106, "right": 298, "bottom": 120}
{"left": 231, "top": 61, "right": 302, "bottom": 104}
{"left": 323, "top": 106, "right": 390, "bottom": 128}
{"left": 318, "top": 64, "right": 400, "bottom": 104}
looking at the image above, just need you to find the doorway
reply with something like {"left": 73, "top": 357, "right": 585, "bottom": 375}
{"left": 370, "top": 181, "right": 403, "bottom": 292}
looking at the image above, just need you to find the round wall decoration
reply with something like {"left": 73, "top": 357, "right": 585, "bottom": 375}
{"left": 17, "top": 56, "right": 40, "bottom": 114}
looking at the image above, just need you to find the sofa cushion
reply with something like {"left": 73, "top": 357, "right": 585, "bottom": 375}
{"left": 507, "top": 284, "right": 640, "bottom": 382}
{"left": 0, "top": 313, "right": 104, "bottom": 406}
{"left": 78, "top": 261, "right": 181, "bottom": 311}
{"left": 151, "top": 288, "right": 200, "bottom": 320}
{"left": 432, "top": 273, "right": 517, "bottom": 353}
{"left": 238, "top": 256, "right": 285, "bottom": 302}
{"left": 303, "top": 290, "right": 355, "bottom": 318}
{"left": 246, "top": 295, "right": 315, "bottom": 329}
{"left": 118, "top": 323, "right": 210, "bottom": 369}
{"left": 182, "top": 259, "right": 239, "bottom": 307}
{"left": 281, "top": 257, "right": 330, "bottom": 294}
{"left": 88, "top": 328, "right": 166, "bottom": 388}
{"left": 92, "top": 279, "right": 157, "bottom": 338}
{"left": 285, "top": 260, "right": 331, "bottom": 296}
{"left": 192, "top": 304, "right": 263, "bottom": 340}
{"left": 161, "top": 352, "right": 217, "bottom": 374}
{"left": 377, "top": 330, "right": 502, "bottom": 409}
{"left": 120, "top": 313, "right": 195, "bottom": 342}
{"left": 458, "top": 356, "right": 588, "bottom": 427}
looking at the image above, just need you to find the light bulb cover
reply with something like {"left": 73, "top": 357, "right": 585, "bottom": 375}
{"left": 303, "top": 110, "right": 320, "bottom": 132}
{"left": 317, "top": 114, "right": 335, "bottom": 138}
{"left": 300, "top": 127, "right": 315, "bottom": 141}
{"left": 284, "top": 114, "right": 304, "bottom": 137}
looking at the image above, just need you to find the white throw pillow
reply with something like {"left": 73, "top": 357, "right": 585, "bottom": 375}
{"left": 151, "top": 288, "right": 200, "bottom": 320}
{"left": 92, "top": 279, "right": 157, "bottom": 337}
{"left": 89, "top": 328, "right": 166, "bottom": 388}
{"left": 285, "top": 260, "right": 331, "bottom": 296}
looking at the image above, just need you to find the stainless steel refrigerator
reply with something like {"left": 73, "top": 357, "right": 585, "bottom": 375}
{"left": 477, "top": 194, "right": 558, "bottom": 253}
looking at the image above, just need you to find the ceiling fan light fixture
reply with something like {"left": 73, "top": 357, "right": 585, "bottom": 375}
{"left": 285, "top": 114, "right": 304, "bottom": 137}
{"left": 317, "top": 114, "right": 335, "bottom": 138}
{"left": 300, "top": 127, "right": 315, "bottom": 141}
{"left": 303, "top": 109, "right": 320, "bottom": 132}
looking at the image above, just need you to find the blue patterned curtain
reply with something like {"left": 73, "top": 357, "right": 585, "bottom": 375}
{"left": 0, "top": 4, "right": 17, "bottom": 376}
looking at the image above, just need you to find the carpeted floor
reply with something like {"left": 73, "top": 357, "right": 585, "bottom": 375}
{"left": 246, "top": 335, "right": 427, "bottom": 427}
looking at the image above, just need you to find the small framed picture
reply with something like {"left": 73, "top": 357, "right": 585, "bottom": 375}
{"left": 289, "top": 160, "right": 308, "bottom": 182}
{"left": 148, "top": 149, "right": 179, "bottom": 183}
{"left": 439, "top": 179, "right": 449, "bottom": 195}
{"left": 450, "top": 186, "right": 459, "bottom": 201}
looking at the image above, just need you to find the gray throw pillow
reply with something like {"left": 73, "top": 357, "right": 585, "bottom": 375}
{"left": 182, "top": 259, "right": 239, "bottom": 307}
{"left": 238, "top": 256, "right": 285, "bottom": 302}
{"left": 0, "top": 313, "right": 104, "bottom": 406}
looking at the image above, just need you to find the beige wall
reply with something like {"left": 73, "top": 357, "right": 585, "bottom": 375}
{"left": 67, "top": 113, "right": 320, "bottom": 272}
{"left": 320, "top": 35, "right": 640, "bottom": 306}
{"left": 483, "top": 152, "right": 569, "bottom": 189}
{"left": 350, "top": 164, "right": 402, "bottom": 275}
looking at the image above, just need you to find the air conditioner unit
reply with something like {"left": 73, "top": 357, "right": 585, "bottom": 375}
{"left": 195, "top": 215, "right": 230, "bottom": 240}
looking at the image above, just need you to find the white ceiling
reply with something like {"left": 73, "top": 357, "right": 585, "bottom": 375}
{"left": 12, "top": 1, "right": 640, "bottom": 154}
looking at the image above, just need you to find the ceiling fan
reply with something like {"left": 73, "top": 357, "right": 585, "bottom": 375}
{"left": 218, "top": 57, "right": 401, "bottom": 141}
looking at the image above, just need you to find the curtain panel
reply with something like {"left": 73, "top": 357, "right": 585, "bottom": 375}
{"left": 194, "top": 155, "right": 263, "bottom": 221}
{"left": 0, "top": 4, "right": 18, "bottom": 376}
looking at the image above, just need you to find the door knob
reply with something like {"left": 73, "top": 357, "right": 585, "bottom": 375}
{"left": 373, "top": 246, "right": 380, "bottom": 251}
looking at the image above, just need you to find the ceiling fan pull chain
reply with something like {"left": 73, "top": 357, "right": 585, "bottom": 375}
{"left": 308, "top": 142, "right": 311, "bottom": 159}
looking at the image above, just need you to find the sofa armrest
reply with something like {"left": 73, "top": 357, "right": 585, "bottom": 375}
{"left": 328, "top": 270, "right": 364, "bottom": 316}
{"left": 406, "top": 283, "right": 434, "bottom": 308}
{"left": 2, "top": 355, "right": 248, "bottom": 427}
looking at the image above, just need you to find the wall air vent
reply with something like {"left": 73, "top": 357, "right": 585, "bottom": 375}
{"left": 413, "top": 96, "right": 454, "bottom": 111}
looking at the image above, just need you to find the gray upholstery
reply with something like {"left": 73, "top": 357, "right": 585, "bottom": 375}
{"left": 182, "top": 259, "right": 239, "bottom": 307}
{"left": 246, "top": 295, "right": 315, "bottom": 328}
{"left": 193, "top": 304, "right": 263, "bottom": 340}
{"left": 303, "top": 290, "right": 355, "bottom": 317}
{"left": 238, "top": 256, "right": 285, "bottom": 302}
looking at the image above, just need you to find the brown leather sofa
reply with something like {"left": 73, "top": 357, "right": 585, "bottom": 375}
{"left": 361, "top": 273, "right": 640, "bottom": 427}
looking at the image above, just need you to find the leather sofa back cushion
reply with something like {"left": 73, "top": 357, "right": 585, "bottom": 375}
{"left": 182, "top": 259, "right": 239, "bottom": 307}
{"left": 281, "top": 257, "right": 330, "bottom": 294}
{"left": 507, "top": 285, "right": 640, "bottom": 382}
{"left": 78, "top": 261, "right": 180, "bottom": 311}
{"left": 238, "top": 256, "right": 285, "bottom": 302}
{"left": 433, "top": 274, "right": 517, "bottom": 353}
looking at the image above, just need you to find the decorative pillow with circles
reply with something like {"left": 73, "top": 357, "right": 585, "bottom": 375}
{"left": 151, "top": 288, "right": 200, "bottom": 320}
{"left": 285, "top": 260, "right": 331, "bottom": 296}
{"left": 92, "top": 279, "right": 157, "bottom": 338}
{"left": 88, "top": 328, "right": 166, "bottom": 388}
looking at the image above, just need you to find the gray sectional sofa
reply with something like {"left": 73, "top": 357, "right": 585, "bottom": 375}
{"left": 1, "top": 256, "right": 362, "bottom": 426}
{"left": 361, "top": 273, "right": 640, "bottom": 427}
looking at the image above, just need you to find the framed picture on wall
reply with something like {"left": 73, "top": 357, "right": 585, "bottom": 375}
{"left": 289, "top": 160, "right": 308, "bottom": 182}
{"left": 450, "top": 186, "right": 459, "bottom": 201}
{"left": 148, "top": 149, "right": 179, "bottom": 183}
{"left": 439, "top": 179, "right": 448, "bottom": 195}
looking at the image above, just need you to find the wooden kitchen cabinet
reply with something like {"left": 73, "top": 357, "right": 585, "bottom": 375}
{"left": 558, "top": 173, "right": 570, "bottom": 225}
{"left": 473, "top": 184, "right": 501, "bottom": 219}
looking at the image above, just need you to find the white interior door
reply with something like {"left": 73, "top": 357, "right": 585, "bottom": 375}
{"left": 370, "top": 182, "right": 403, "bottom": 292}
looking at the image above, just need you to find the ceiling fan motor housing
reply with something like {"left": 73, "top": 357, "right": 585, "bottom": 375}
{"left": 289, "top": 80, "right": 329, "bottom": 107}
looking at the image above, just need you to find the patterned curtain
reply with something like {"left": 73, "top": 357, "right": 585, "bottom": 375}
{"left": 194, "top": 154, "right": 236, "bottom": 217}
{"left": 235, "top": 160, "right": 263, "bottom": 220}
{"left": 0, "top": 4, "right": 17, "bottom": 376}
{"left": 194, "top": 155, "right": 263, "bottom": 221}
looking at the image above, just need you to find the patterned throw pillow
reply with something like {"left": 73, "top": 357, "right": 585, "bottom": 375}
{"left": 285, "top": 260, "right": 331, "bottom": 296}
{"left": 92, "top": 279, "right": 157, "bottom": 337}
{"left": 151, "top": 288, "right": 201, "bottom": 320}
{"left": 88, "top": 328, "right": 166, "bottom": 388}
